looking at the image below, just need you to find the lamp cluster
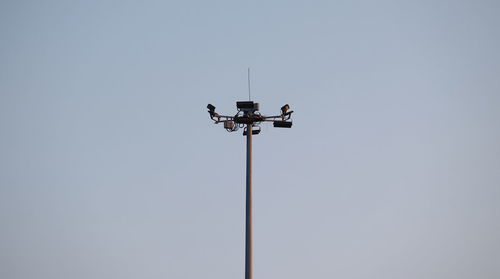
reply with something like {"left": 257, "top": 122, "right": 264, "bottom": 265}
{"left": 207, "top": 101, "right": 293, "bottom": 135}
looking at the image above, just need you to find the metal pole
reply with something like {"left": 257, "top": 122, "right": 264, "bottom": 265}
{"left": 245, "top": 123, "right": 253, "bottom": 279}
{"left": 207, "top": 101, "right": 293, "bottom": 279}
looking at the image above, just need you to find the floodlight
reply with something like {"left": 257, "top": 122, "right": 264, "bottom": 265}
{"left": 273, "top": 121, "right": 292, "bottom": 128}
{"left": 281, "top": 104, "right": 290, "bottom": 114}
{"left": 207, "top": 104, "right": 216, "bottom": 112}
{"left": 224, "top": 121, "right": 235, "bottom": 130}
{"left": 237, "top": 101, "right": 254, "bottom": 109}
{"left": 243, "top": 129, "right": 261, "bottom": 136}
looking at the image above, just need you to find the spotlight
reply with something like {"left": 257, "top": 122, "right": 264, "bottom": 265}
{"left": 273, "top": 121, "right": 292, "bottom": 128}
{"left": 207, "top": 104, "right": 218, "bottom": 118}
{"left": 237, "top": 101, "right": 254, "bottom": 109}
{"left": 243, "top": 129, "right": 261, "bottom": 136}
{"left": 224, "top": 121, "right": 235, "bottom": 130}
{"left": 237, "top": 101, "right": 259, "bottom": 112}
{"left": 281, "top": 104, "right": 290, "bottom": 114}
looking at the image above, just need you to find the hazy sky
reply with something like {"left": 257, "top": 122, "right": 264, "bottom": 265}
{"left": 1, "top": 1, "right": 499, "bottom": 278}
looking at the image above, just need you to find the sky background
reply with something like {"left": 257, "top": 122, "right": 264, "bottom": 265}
{"left": 1, "top": 1, "right": 500, "bottom": 278}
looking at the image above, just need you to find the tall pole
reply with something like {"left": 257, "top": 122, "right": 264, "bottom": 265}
{"left": 207, "top": 101, "right": 293, "bottom": 279}
{"left": 245, "top": 123, "right": 253, "bottom": 279}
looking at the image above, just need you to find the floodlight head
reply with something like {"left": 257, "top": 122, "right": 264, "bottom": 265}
{"left": 237, "top": 101, "right": 259, "bottom": 113}
{"left": 243, "top": 128, "right": 261, "bottom": 136}
{"left": 281, "top": 104, "right": 290, "bottom": 114}
{"left": 237, "top": 101, "right": 254, "bottom": 109}
{"left": 207, "top": 104, "right": 216, "bottom": 112}
{"left": 273, "top": 120, "right": 292, "bottom": 128}
{"left": 224, "top": 121, "right": 235, "bottom": 130}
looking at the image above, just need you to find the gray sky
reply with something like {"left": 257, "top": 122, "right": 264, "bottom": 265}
{"left": 1, "top": 1, "right": 499, "bottom": 278}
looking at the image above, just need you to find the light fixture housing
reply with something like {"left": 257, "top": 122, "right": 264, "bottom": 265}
{"left": 224, "top": 121, "right": 235, "bottom": 129}
{"left": 281, "top": 104, "right": 290, "bottom": 114}
{"left": 273, "top": 121, "right": 292, "bottom": 128}
{"left": 237, "top": 101, "right": 254, "bottom": 109}
{"left": 237, "top": 101, "right": 259, "bottom": 112}
{"left": 243, "top": 129, "right": 261, "bottom": 136}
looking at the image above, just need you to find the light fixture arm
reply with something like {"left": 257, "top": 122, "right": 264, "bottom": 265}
{"left": 207, "top": 102, "right": 293, "bottom": 134}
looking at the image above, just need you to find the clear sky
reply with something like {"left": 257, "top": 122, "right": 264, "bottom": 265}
{"left": 1, "top": 1, "right": 499, "bottom": 278}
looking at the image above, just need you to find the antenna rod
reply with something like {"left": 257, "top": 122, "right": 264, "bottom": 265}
{"left": 248, "top": 68, "right": 251, "bottom": 101}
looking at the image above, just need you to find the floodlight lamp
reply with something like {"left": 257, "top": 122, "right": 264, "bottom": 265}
{"left": 237, "top": 101, "right": 255, "bottom": 110}
{"left": 207, "top": 104, "right": 216, "bottom": 112}
{"left": 281, "top": 104, "right": 290, "bottom": 114}
{"left": 243, "top": 128, "right": 261, "bottom": 136}
{"left": 224, "top": 121, "right": 235, "bottom": 130}
{"left": 273, "top": 120, "right": 292, "bottom": 128}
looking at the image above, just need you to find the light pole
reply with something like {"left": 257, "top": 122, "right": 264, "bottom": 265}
{"left": 207, "top": 101, "right": 294, "bottom": 279}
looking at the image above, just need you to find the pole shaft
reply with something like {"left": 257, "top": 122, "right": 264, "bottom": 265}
{"left": 245, "top": 123, "right": 253, "bottom": 279}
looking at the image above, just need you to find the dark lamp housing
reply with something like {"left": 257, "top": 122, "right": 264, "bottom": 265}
{"left": 207, "top": 104, "right": 216, "bottom": 111}
{"left": 281, "top": 104, "right": 290, "bottom": 114}
{"left": 237, "top": 101, "right": 254, "bottom": 109}
{"left": 224, "top": 121, "right": 235, "bottom": 129}
{"left": 243, "top": 129, "right": 261, "bottom": 136}
{"left": 237, "top": 101, "right": 259, "bottom": 112}
{"left": 273, "top": 121, "right": 292, "bottom": 128}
